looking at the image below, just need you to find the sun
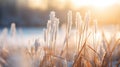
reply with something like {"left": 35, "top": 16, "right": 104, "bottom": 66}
{"left": 70, "top": 0, "right": 117, "bottom": 9}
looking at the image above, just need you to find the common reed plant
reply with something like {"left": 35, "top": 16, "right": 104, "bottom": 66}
{"left": 13, "top": 11, "right": 120, "bottom": 67}
{"left": 0, "top": 11, "right": 120, "bottom": 67}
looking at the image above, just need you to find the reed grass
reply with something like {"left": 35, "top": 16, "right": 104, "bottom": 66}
{"left": 0, "top": 11, "right": 119, "bottom": 67}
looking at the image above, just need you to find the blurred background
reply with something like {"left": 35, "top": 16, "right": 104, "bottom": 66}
{"left": 0, "top": 0, "right": 120, "bottom": 28}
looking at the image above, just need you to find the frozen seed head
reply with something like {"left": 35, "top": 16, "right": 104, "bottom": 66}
{"left": 84, "top": 11, "right": 90, "bottom": 23}
{"left": 11, "top": 23, "right": 16, "bottom": 29}
{"left": 67, "top": 10, "right": 72, "bottom": 33}
{"left": 10, "top": 23, "right": 16, "bottom": 37}
{"left": 50, "top": 11, "right": 55, "bottom": 21}
{"left": 76, "top": 12, "right": 82, "bottom": 27}
{"left": 67, "top": 11, "right": 72, "bottom": 24}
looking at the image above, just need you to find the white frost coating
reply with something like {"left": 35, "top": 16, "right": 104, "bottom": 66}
{"left": 50, "top": 11, "right": 55, "bottom": 21}
{"left": 10, "top": 23, "right": 16, "bottom": 37}
{"left": 67, "top": 11, "right": 72, "bottom": 33}
{"left": 1, "top": 28, "right": 8, "bottom": 39}
{"left": 44, "top": 11, "right": 60, "bottom": 53}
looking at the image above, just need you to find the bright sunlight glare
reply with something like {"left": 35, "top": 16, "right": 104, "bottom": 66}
{"left": 28, "top": 0, "right": 47, "bottom": 10}
{"left": 29, "top": 0, "right": 42, "bottom": 8}
{"left": 70, "top": 0, "right": 118, "bottom": 9}
{"left": 27, "top": 0, "right": 120, "bottom": 10}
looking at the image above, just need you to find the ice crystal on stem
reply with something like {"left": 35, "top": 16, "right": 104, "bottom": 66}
{"left": 10, "top": 23, "right": 16, "bottom": 38}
